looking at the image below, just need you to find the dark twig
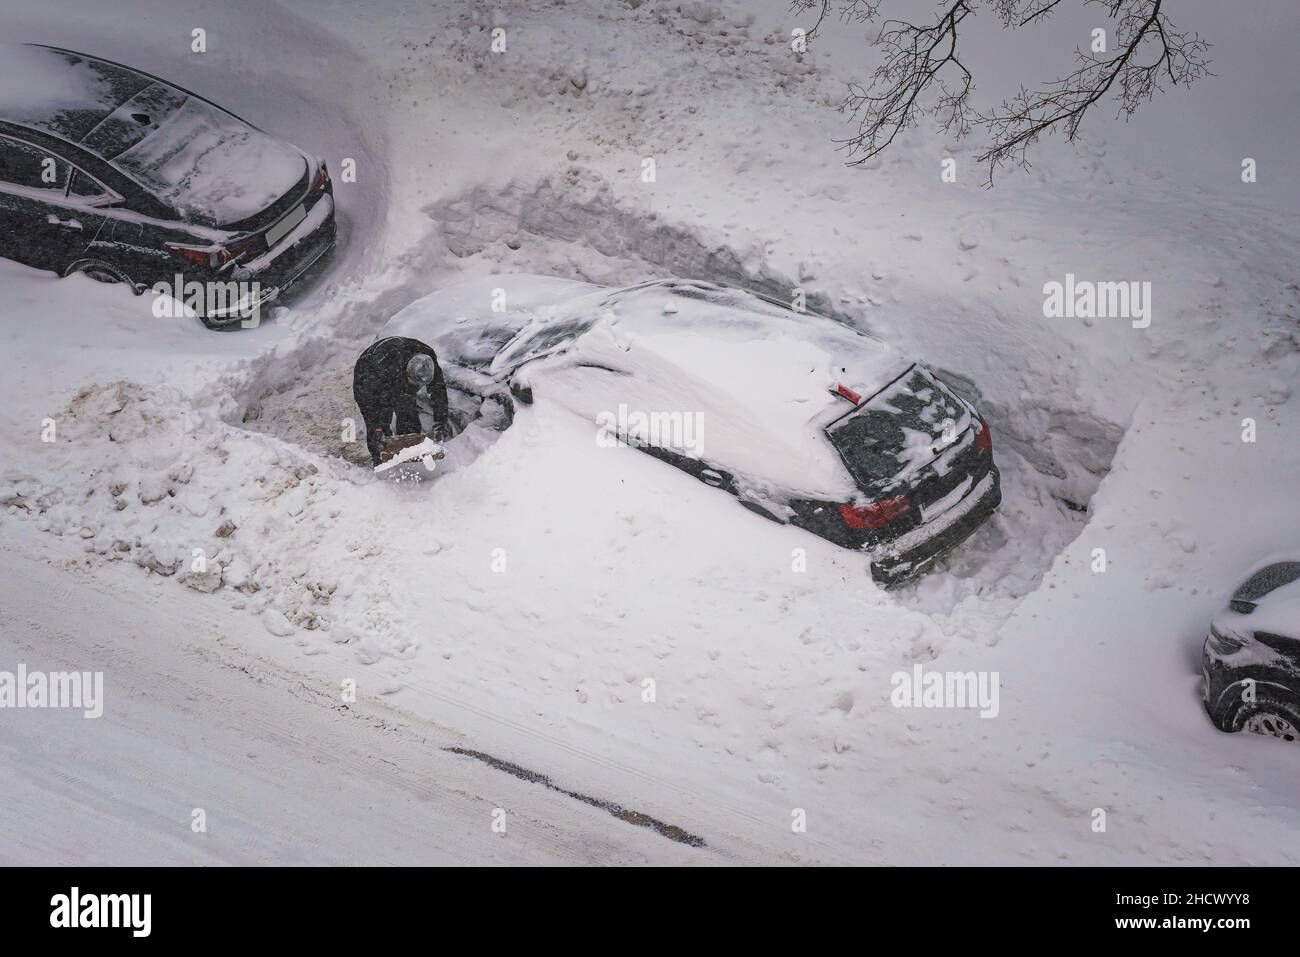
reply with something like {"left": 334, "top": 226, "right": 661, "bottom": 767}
{"left": 789, "top": 0, "right": 1212, "bottom": 185}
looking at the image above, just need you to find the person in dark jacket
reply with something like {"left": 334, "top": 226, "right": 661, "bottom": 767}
{"left": 352, "top": 336, "right": 452, "bottom": 466}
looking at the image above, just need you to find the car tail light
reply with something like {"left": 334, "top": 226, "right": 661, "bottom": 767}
{"left": 165, "top": 237, "right": 254, "bottom": 269}
{"left": 310, "top": 161, "right": 330, "bottom": 194}
{"left": 831, "top": 383, "right": 862, "bottom": 405}
{"left": 165, "top": 242, "right": 216, "bottom": 268}
{"left": 839, "top": 495, "right": 910, "bottom": 529}
{"left": 975, "top": 419, "right": 992, "bottom": 454}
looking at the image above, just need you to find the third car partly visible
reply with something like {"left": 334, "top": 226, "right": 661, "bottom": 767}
{"left": 1203, "top": 559, "right": 1300, "bottom": 742}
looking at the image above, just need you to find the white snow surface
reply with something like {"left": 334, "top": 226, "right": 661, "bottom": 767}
{"left": 1, "top": 0, "right": 1298, "bottom": 865}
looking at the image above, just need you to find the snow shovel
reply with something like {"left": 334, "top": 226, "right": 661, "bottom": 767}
{"left": 374, "top": 432, "right": 445, "bottom": 475}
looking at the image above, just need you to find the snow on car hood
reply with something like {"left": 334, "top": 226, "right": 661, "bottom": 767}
{"left": 110, "top": 94, "right": 307, "bottom": 226}
{"left": 385, "top": 275, "right": 909, "bottom": 499}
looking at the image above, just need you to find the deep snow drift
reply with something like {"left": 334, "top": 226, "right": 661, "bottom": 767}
{"left": 1, "top": 0, "right": 1298, "bottom": 864}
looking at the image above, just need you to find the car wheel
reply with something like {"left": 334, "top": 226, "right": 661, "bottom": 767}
{"left": 1231, "top": 692, "right": 1300, "bottom": 742}
{"left": 67, "top": 261, "right": 143, "bottom": 294}
{"left": 200, "top": 314, "right": 241, "bottom": 331}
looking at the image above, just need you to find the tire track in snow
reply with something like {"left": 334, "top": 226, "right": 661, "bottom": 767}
{"left": 445, "top": 747, "right": 707, "bottom": 848}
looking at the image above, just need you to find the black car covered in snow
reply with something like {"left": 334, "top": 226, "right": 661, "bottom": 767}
{"left": 0, "top": 44, "right": 335, "bottom": 327}
{"left": 1203, "top": 559, "right": 1300, "bottom": 742}
{"left": 378, "top": 275, "right": 1002, "bottom": 584}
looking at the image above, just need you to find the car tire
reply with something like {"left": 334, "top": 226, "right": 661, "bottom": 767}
{"left": 200, "top": 314, "right": 242, "bottom": 331}
{"left": 1229, "top": 691, "right": 1300, "bottom": 742}
{"left": 66, "top": 260, "right": 143, "bottom": 293}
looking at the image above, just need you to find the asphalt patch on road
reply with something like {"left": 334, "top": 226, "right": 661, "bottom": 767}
{"left": 444, "top": 747, "right": 706, "bottom": 848}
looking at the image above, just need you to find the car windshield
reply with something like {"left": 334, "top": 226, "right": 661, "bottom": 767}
{"left": 826, "top": 366, "right": 971, "bottom": 491}
{"left": 494, "top": 314, "right": 600, "bottom": 371}
{"left": 111, "top": 95, "right": 305, "bottom": 226}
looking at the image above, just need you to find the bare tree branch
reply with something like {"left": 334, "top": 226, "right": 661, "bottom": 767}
{"left": 790, "top": 0, "right": 1213, "bottom": 185}
{"left": 978, "top": 0, "right": 1211, "bottom": 182}
{"left": 790, "top": 0, "right": 881, "bottom": 40}
{"left": 846, "top": 2, "right": 976, "bottom": 163}
{"left": 1005, "top": 0, "right": 1067, "bottom": 27}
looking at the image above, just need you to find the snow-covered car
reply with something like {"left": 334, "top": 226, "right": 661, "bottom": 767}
{"left": 0, "top": 45, "right": 335, "bottom": 327}
{"left": 382, "top": 275, "right": 1002, "bottom": 584}
{"left": 1203, "top": 559, "right": 1300, "bottom": 741}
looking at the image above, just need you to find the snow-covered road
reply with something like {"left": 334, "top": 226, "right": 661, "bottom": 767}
{"left": 0, "top": 523, "right": 709, "bottom": 865}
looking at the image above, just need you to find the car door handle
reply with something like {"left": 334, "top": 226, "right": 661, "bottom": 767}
{"left": 45, "top": 214, "right": 83, "bottom": 230}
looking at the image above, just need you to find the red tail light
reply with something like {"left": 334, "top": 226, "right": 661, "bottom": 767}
{"left": 310, "top": 161, "right": 330, "bottom": 193}
{"left": 839, "top": 495, "right": 910, "bottom": 529}
{"left": 975, "top": 419, "right": 992, "bottom": 454}
{"left": 165, "top": 242, "right": 215, "bottom": 268}
{"left": 165, "top": 236, "right": 254, "bottom": 269}
{"left": 832, "top": 383, "right": 862, "bottom": 405}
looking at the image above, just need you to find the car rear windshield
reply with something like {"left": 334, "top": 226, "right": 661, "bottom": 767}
{"left": 826, "top": 366, "right": 971, "bottom": 491}
{"left": 110, "top": 95, "right": 305, "bottom": 226}
{"left": 1234, "top": 562, "right": 1300, "bottom": 603}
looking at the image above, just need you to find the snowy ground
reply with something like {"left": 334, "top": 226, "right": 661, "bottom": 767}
{"left": 2, "top": 0, "right": 1298, "bottom": 864}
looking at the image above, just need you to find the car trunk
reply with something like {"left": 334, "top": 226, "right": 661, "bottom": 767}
{"left": 102, "top": 84, "right": 307, "bottom": 229}
{"left": 826, "top": 364, "right": 993, "bottom": 520}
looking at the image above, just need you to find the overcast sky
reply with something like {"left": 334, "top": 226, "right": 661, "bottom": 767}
{"left": 738, "top": 0, "right": 1300, "bottom": 198}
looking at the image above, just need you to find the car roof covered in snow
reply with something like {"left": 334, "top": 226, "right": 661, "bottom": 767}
{"left": 384, "top": 275, "right": 913, "bottom": 499}
{"left": 0, "top": 44, "right": 307, "bottom": 226}
{"left": 0, "top": 45, "right": 154, "bottom": 141}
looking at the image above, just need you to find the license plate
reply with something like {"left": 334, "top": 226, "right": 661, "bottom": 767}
{"left": 921, "top": 474, "right": 973, "bottom": 523}
{"left": 265, "top": 203, "right": 307, "bottom": 248}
